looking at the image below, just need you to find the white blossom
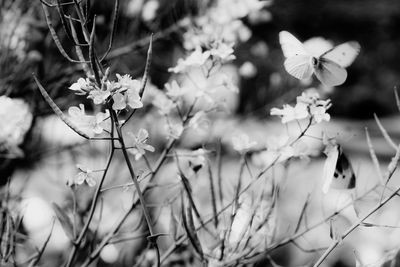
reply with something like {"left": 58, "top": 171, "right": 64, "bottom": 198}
{"left": 232, "top": 133, "right": 257, "bottom": 153}
{"left": 270, "top": 103, "right": 309, "bottom": 123}
{"left": 127, "top": 129, "right": 155, "bottom": 160}
{"left": 68, "top": 104, "right": 110, "bottom": 138}
{"left": 0, "top": 96, "right": 32, "bottom": 152}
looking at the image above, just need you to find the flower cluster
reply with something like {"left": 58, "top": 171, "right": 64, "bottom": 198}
{"left": 270, "top": 89, "right": 331, "bottom": 124}
{"left": 232, "top": 133, "right": 257, "bottom": 154}
{"left": 168, "top": 47, "right": 211, "bottom": 74}
{"left": 182, "top": 0, "right": 271, "bottom": 50}
{"left": 69, "top": 73, "right": 143, "bottom": 110}
{"left": 68, "top": 104, "right": 110, "bottom": 138}
{"left": 151, "top": 38, "right": 238, "bottom": 141}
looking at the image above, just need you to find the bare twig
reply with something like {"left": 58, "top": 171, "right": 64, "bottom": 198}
{"left": 111, "top": 109, "right": 161, "bottom": 267}
{"left": 41, "top": 4, "right": 84, "bottom": 63}
{"left": 294, "top": 193, "right": 311, "bottom": 233}
{"left": 394, "top": 87, "right": 400, "bottom": 112}
{"left": 106, "top": 18, "right": 190, "bottom": 60}
{"left": 100, "top": 0, "right": 119, "bottom": 62}
{"left": 207, "top": 160, "right": 219, "bottom": 228}
{"left": 65, "top": 125, "right": 115, "bottom": 267}
{"left": 89, "top": 17, "right": 101, "bottom": 86}
{"left": 374, "top": 114, "right": 397, "bottom": 151}
{"left": 121, "top": 36, "right": 153, "bottom": 128}
{"left": 68, "top": 16, "right": 91, "bottom": 76}
{"left": 313, "top": 184, "right": 400, "bottom": 267}
{"left": 365, "top": 127, "right": 383, "bottom": 184}
{"left": 28, "top": 220, "right": 55, "bottom": 267}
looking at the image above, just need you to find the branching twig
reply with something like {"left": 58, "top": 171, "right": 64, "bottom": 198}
{"left": 313, "top": 184, "right": 400, "bottom": 267}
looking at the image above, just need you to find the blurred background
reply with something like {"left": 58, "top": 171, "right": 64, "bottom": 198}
{"left": 2, "top": 0, "right": 400, "bottom": 266}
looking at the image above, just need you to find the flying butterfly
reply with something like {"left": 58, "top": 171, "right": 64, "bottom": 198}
{"left": 322, "top": 144, "right": 356, "bottom": 194}
{"left": 279, "top": 31, "right": 360, "bottom": 86}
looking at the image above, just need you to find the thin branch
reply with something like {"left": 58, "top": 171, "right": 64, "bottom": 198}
{"left": 374, "top": 114, "right": 397, "bottom": 151}
{"left": 106, "top": 18, "right": 190, "bottom": 60}
{"left": 40, "top": 0, "right": 81, "bottom": 7}
{"left": 313, "top": 184, "right": 400, "bottom": 267}
{"left": 41, "top": 4, "right": 84, "bottom": 63}
{"left": 80, "top": 202, "right": 138, "bottom": 267}
{"left": 394, "top": 86, "right": 400, "bottom": 112}
{"left": 121, "top": 35, "right": 153, "bottom": 128}
{"left": 294, "top": 193, "right": 311, "bottom": 233}
{"left": 68, "top": 16, "right": 91, "bottom": 76}
{"left": 365, "top": 127, "right": 383, "bottom": 184}
{"left": 207, "top": 160, "right": 219, "bottom": 228}
{"left": 174, "top": 153, "right": 208, "bottom": 229}
{"left": 72, "top": 0, "right": 90, "bottom": 43}
{"left": 139, "top": 34, "right": 153, "bottom": 98}
{"left": 381, "top": 145, "right": 400, "bottom": 202}
{"left": 28, "top": 220, "right": 55, "bottom": 267}
{"left": 65, "top": 129, "right": 115, "bottom": 267}
{"left": 100, "top": 0, "right": 119, "bottom": 62}
{"left": 55, "top": 0, "right": 75, "bottom": 42}
{"left": 89, "top": 16, "right": 101, "bottom": 86}
{"left": 111, "top": 109, "right": 161, "bottom": 267}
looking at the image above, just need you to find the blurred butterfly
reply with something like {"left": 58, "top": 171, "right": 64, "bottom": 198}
{"left": 322, "top": 144, "right": 356, "bottom": 194}
{"left": 279, "top": 31, "right": 360, "bottom": 86}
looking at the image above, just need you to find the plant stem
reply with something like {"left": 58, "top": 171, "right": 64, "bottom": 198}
{"left": 65, "top": 147, "right": 114, "bottom": 267}
{"left": 110, "top": 109, "right": 160, "bottom": 267}
{"left": 312, "top": 185, "right": 400, "bottom": 267}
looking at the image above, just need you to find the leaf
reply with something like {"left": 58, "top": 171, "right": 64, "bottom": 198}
{"left": 360, "top": 222, "right": 374, "bottom": 227}
{"left": 180, "top": 194, "right": 204, "bottom": 260}
{"left": 52, "top": 203, "right": 75, "bottom": 241}
{"left": 33, "top": 75, "right": 90, "bottom": 139}
{"left": 139, "top": 34, "right": 153, "bottom": 97}
{"left": 89, "top": 16, "right": 101, "bottom": 86}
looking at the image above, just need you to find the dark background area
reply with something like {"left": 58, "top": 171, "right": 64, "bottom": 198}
{"left": 238, "top": 0, "right": 400, "bottom": 119}
{"left": 3, "top": 0, "right": 400, "bottom": 119}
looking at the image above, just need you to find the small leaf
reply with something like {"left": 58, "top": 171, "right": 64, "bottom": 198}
{"left": 361, "top": 222, "right": 374, "bottom": 227}
{"left": 180, "top": 194, "right": 204, "bottom": 260}
{"left": 146, "top": 233, "right": 169, "bottom": 243}
{"left": 52, "top": 203, "right": 75, "bottom": 241}
{"left": 139, "top": 34, "right": 153, "bottom": 97}
{"left": 33, "top": 75, "right": 90, "bottom": 139}
{"left": 169, "top": 207, "right": 177, "bottom": 241}
{"left": 394, "top": 86, "right": 400, "bottom": 113}
{"left": 89, "top": 16, "right": 101, "bottom": 86}
{"left": 186, "top": 202, "right": 204, "bottom": 260}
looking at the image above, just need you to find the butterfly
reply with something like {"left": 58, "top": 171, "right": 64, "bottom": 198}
{"left": 322, "top": 144, "right": 356, "bottom": 194}
{"left": 279, "top": 31, "right": 360, "bottom": 86}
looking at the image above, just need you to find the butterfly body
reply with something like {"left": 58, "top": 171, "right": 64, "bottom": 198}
{"left": 279, "top": 31, "right": 360, "bottom": 86}
{"left": 311, "top": 57, "right": 319, "bottom": 67}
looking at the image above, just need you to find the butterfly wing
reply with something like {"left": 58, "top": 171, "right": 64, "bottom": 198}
{"left": 279, "top": 31, "right": 308, "bottom": 58}
{"left": 314, "top": 58, "right": 347, "bottom": 86}
{"left": 284, "top": 55, "right": 314, "bottom": 80}
{"left": 303, "top": 37, "right": 334, "bottom": 57}
{"left": 330, "top": 146, "right": 356, "bottom": 190}
{"left": 322, "top": 145, "right": 340, "bottom": 194}
{"left": 321, "top": 41, "right": 360, "bottom": 68}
